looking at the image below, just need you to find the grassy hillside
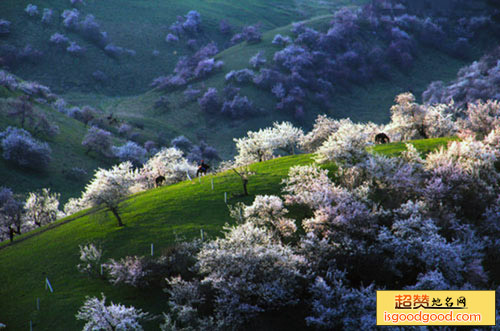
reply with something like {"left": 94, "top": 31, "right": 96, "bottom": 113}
{"left": 0, "top": 87, "right": 120, "bottom": 203}
{"left": 0, "top": 0, "right": 366, "bottom": 95}
{"left": 90, "top": 15, "right": 475, "bottom": 159}
{"left": 0, "top": 137, "right": 456, "bottom": 330}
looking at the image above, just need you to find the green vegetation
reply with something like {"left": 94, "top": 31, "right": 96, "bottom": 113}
{"left": 369, "top": 136, "right": 460, "bottom": 157}
{"left": 0, "top": 136, "right": 455, "bottom": 330}
{"left": 0, "top": 0, "right": 367, "bottom": 95}
{"left": 0, "top": 92, "right": 118, "bottom": 203}
{"left": 94, "top": 16, "right": 475, "bottom": 159}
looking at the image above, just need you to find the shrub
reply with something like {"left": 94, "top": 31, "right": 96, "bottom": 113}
{"left": 77, "top": 243, "right": 103, "bottom": 276}
{"left": 249, "top": 51, "right": 266, "bottom": 68}
{"left": 272, "top": 34, "right": 292, "bottom": 46}
{"left": 219, "top": 19, "right": 232, "bottom": 35}
{"left": 171, "top": 135, "right": 193, "bottom": 152}
{"left": 198, "top": 88, "right": 220, "bottom": 114}
{"left": 25, "top": 4, "right": 39, "bottom": 17}
{"left": 67, "top": 42, "right": 85, "bottom": 56}
{"left": 241, "top": 24, "right": 262, "bottom": 43}
{"left": 104, "top": 44, "right": 124, "bottom": 58}
{"left": 154, "top": 96, "right": 170, "bottom": 110}
{"left": 64, "top": 167, "right": 88, "bottom": 181}
{"left": 61, "top": 9, "right": 79, "bottom": 29}
{"left": 49, "top": 33, "right": 69, "bottom": 45}
{"left": 104, "top": 256, "right": 149, "bottom": 287}
{"left": 221, "top": 94, "right": 254, "bottom": 119}
{"left": 225, "top": 69, "right": 255, "bottom": 83}
{"left": 82, "top": 126, "right": 112, "bottom": 157}
{"left": 165, "top": 33, "right": 179, "bottom": 43}
{"left": 0, "top": 127, "right": 51, "bottom": 170}
{"left": 79, "top": 14, "right": 108, "bottom": 46}
{"left": 183, "top": 85, "right": 200, "bottom": 102}
{"left": 92, "top": 70, "right": 107, "bottom": 82}
{"left": 182, "top": 10, "right": 202, "bottom": 34}
{"left": 193, "top": 58, "right": 223, "bottom": 79}
{"left": 41, "top": 8, "right": 53, "bottom": 24}
{"left": 112, "top": 141, "right": 148, "bottom": 167}
{"left": 0, "top": 20, "right": 11, "bottom": 35}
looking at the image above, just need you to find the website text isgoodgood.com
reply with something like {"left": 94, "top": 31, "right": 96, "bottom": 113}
{"left": 384, "top": 310, "right": 482, "bottom": 324}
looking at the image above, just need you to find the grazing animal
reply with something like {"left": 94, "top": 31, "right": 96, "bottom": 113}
{"left": 375, "top": 132, "right": 390, "bottom": 144}
{"left": 155, "top": 175, "right": 165, "bottom": 187}
{"left": 196, "top": 160, "right": 210, "bottom": 177}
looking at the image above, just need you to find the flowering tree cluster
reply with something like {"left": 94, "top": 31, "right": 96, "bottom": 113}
{"left": 137, "top": 147, "right": 196, "bottom": 189}
{"left": 230, "top": 24, "right": 263, "bottom": 44}
{"left": 66, "top": 90, "right": 500, "bottom": 329}
{"left": 0, "top": 19, "right": 11, "bottom": 35}
{"left": 81, "top": 162, "right": 137, "bottom": 226}
{"left": 214, "top": 4, "right": 496, "bottom": 119}
{"left": 76, "top": 294, "right": 151, "bottom": 330}
{"left": 24, "top": 188, "right": 60, "bottom": 228}
{"left": 151, "top": 42, "right": 223, "bottom": 89}
{"left": 0, "top": 126, "right": 51, "bottom": 170}
{"left": 77, "top": 243, "right": 103, "bottom": 276}
{"left": 82, "top": 126, "right": 113, "bottom": 157}
{"left": 0, "top": 187, "right": 25, "bottom": 242}
{"left": 7, "top": 96, "right": 59, "bottom": 137}
{"left": 112, "top": 141, "right": 148, "bottom": 167}
{"left": 314, "top": 119, "right": 378, "bottom": 166}
{"left": 234, "top": 122, "right": 304, "bottom": 166}
{"left": 385, "top": 92, "right": 457, "bottom": 141}
{"left": 422, "top": 47, "right": 500, "bottom": 108}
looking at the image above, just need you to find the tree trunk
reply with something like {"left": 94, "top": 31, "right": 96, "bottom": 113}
{"left": 9, "top": 227, "right": 14, "bottom": 242}
{"left": 110, "top": 207, "right": 124, "bottom": 227}
{"left": 242, "top": 178, "right": 249, "bottom": 196}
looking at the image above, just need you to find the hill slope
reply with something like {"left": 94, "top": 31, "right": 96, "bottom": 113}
{"left": 0, "top": 137, "right": 455, "bottom": 330}
{"left": 0, "top": 86, "right": 120, "bottom": 203}
{"left": 0, "top": 0, "right": 366, "bottom": 95}
{"left": 93, "top": 14, "right": 476, "bottom": 158}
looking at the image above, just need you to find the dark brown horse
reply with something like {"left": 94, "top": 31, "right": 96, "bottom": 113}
{"left": 155, "top": 175, "right": 165, "bottom": 187}
{"left": 375, "top": 133, "right": 390, "bottom": 144}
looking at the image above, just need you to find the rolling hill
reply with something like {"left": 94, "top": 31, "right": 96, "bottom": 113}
{"left": 0, "top": 0, "right": 367, "bottom": 96}
{"left": 0, "top": 136, "right": 456, "bottom": 330}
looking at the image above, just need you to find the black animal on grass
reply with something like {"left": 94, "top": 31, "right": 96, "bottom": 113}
{"left": 375, "top": 132, "right": 390, "bottom": 144}
{"left": 155, "top": 175, "right": 165, "bottom": 187}
{"left": 196, "top": 160, "right": 210, "bottom": 177}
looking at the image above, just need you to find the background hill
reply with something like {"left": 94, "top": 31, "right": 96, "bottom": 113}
{"left": 0, "top": 0, "right": 367, "bottom": 96}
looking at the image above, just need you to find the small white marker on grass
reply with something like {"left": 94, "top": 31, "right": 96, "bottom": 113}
{"left": 45, "top": 278, "right": 53, "bottom": 293}
{"left": 224, "top": 192, "right": 227, "bottom": 204}
{"left": 200, "top": 229, "right": 204, "bottom": 241}
{"left": 211, "top": 178, "right": 214, "bottom": 190}
{"left": 151, "top": 243, "right": 154, "bottom": 256}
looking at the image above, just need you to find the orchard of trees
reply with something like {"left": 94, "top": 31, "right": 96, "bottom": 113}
{"left": 35, "top": 94, "right": 497, "bottom": 329}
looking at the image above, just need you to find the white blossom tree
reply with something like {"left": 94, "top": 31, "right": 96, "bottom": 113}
{"left": 24, "top": 188, "right": 60, "bottom": 228}
{"left": 81, "top": 162, "right": 137, "bottom": 226}
{"left": 234, "top": 122, "right": 303, "bottom": 166}
{"left": 77, "top": 243, "right": 103, "bottom": 276}
{"left": 138, "top": 147, "right": 196, "bottom": 190}
{"left": 76, "top": 293, "right": 150, "bottom": 331}
{"left": 299, "top": 115, "right": 349, "bottom": 153}
{"left": 314, "top": 119, "right": 375, "bottom": 166}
